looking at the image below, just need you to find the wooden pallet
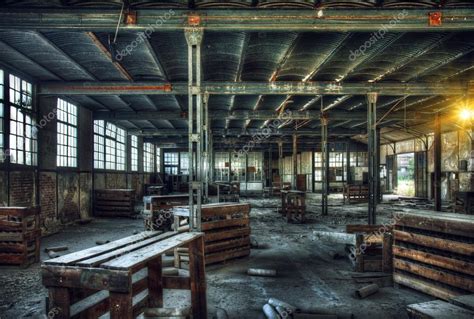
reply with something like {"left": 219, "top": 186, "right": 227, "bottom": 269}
{"left": 216, "top": 182, "right": 240, "bottom": 203}
{"left": 0, "top": 207, "right": 41, "bottom": 267}
{"left": 393, "top": 211, "right": 474, "bottom": 300}
{"left": 343, "top": 184, "right": 369, "bottom": 204}
{"left": 174, "top": 202, "right": 251, "bottom": 265}
{"left": 42, "top": 231, "right": 206, "bottom": 319}
{"left": 406, "top": 299, "right": 474, "bottom": 319}
{"left": 94, "top": 189, "right": 135, "bottom": 217}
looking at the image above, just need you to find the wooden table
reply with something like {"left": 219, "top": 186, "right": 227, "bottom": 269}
{"left": 281, "top": 190, "right": 306, "bottom": 223}
{"left": 42, "top": 231, "right": 207, "bottom": 319}
{"left": 143, "top": 194, "right": 189, "bottom": 231}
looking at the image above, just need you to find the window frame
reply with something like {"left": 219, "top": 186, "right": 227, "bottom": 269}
{"left": 56, "top": 98, "right": 78, "bottom": 168}
{"left": 93, "top": 120, "right": 127, "bottom": 171}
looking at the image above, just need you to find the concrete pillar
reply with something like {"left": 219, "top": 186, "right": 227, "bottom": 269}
{"left": 292, "top": 134, "right": 297, "bottom": 190}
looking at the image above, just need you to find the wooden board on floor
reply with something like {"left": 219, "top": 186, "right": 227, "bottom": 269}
{"left": 406, "top": 300, "right": 474, "bottom": 319}
{"left": 450, "top": 295, "right": 474, "bottom": 311}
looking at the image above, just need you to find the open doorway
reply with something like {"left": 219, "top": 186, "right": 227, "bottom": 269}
{"left": 396, "top": 153, "right": 415, "bottom": 196}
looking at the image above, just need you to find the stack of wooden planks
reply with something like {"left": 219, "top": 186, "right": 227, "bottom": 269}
{"left": 0, "top": 207, "right": 41, "bottom": 267}
{"left": 393, "top": 211, "right": 474, "bottom": 300}
{"left": 343, "top": 184, "right": 369, "bottom": 204}
{"left": 143, "top": 194, "right": 188, "bottom": 231}
{"left": 174, "top": 202, "right": 251, "bottom": 265}
{"left": 94, "top": 189, "right": 135, "bottom": 217}
{"left": 42, "top": 231, "right": 207, "bottom": 319}
{"left": 216, "top": 182, "right": 240, "bottom": 203}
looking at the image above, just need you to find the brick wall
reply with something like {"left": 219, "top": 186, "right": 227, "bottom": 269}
{"left": 9, "top": 171, "right": 36, "bottom": 206}
{"left": 39, "top": 172, "right": 59, "bottom": 234}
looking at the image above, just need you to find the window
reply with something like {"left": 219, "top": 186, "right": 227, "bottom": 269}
{"left": 179, "top": 152, "right": 189, "bottom": 175}
{"left": 131, "top": 135, "right": 138, "bottom": 171}
{"left": 94, "top": 120, "right": 126, "bottom": 170}
{"left": 164, "top": 152, "right": 178, "bottom": 175}
{"left": 0, "top": 69, "right": 4, "bottom": 162}
{"left": 57, "top": 99, "right": 77, "bottom": 167}
{"left": 214, "top": 152, "right": 230, "bottom": 182}
{"left": 94, "top": 120, "right": 105, "bottom": 169}
{"left": 314, "top": 152, "right": 322, "bottom": 181}
{"left": 247, "top": 152, "right": 263, "bottom": 182}
{"left": 156, "top": 147, "right": 161, "bottom": 173}
{"left": 143, "top": 142, "right": 154, "bottom": 173}
{"left": 9, "top": 74, "right": 36, "bottom": 165}
{"left": 231, "top": 153, "right": 245, "bottom": 181}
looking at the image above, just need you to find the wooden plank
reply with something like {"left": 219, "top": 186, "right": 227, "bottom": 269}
{"left": 202, "top": 218, "right": 249, "bottom": 231}
{"left": 188, "top": 237, "right": 207, "bottom": 319}
{"left": 205, "top": 246, "right": 251, "bottom": 265}
{"left": 42, "top": 265, "right": 131, "bottom": 292}
{"left": 396, "top": 211, "right": 474, "bottom": 238}
{"left": 162, "top": 275, "right": 191, "bottom": 290}
{"left": 44, "top": 231, "right": 162, "bottom": 266}
{"left": 450, "top": 294, "right": 474, "bottom": 311}
{"left": 0, "top": 207, "right": 39, "bottom": 218}
{"left": 48, "top": 287, "right": 71, "bottom": 319}
{"left": 76, "top": 232, "right": 175, "bottom": 267}
{"left": 205, "top": 227, "right": 250, "bottom": 243}
{"left": 346, "top": 224, "right": 392, "bottom": 234}
{"left": 70, "top": 290, "right": 109, "bottom": 318}
{"left": 109, "top": 291, "right": 133, "bottom": 319}
{"left": 394, "top": 259, "right": 474, "bottom": 292}
{"left": 393, "top": 230, "right": 474, "bottom": 257}
{"left": 382, "top": 233, "right": 393, "bottom": 273}
{"left": 394, "top": 272, "right": 462, "bottom": 301}
{"left": 102, "top": 232, "right": 203, "bottom": 270}
{"left": 393, "top": 245, "right": 474, "bottom": 276}
{"left": 205, "top": 237, "right": 251, "bottom": 254}
{"left": 147, "top": 256, "right": 163, "bottom": 308}
{"left": 407, "top": 300, "right": 474, "bottom": 319}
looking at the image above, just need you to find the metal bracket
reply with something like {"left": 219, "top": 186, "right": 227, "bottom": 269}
{"left": 191, "top": 182, "right": 202, "bottom": 190}
{"left": 190, "top": 134, "right": 200, "bottom": 142}
{"left": 184, "top": 27, "right": 204, "bottom": 46}
{"left": 190, "top": 86, "right": 201, "bottom": 95}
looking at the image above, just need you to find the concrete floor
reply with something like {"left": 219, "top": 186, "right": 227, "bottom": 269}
{"left": 0, "top": 195, "right": 432, "bottom": 318}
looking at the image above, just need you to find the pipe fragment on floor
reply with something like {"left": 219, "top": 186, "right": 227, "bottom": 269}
{"left": 44, "top": 246, "right": 68, "bottom": 252}
{"left": 263, "top": 303, "right": 280, "bottom": 319}
{"left": 268, "top": 298, "right": 297, "bottom": 313}
{"left": 247, "top": 268, "right": 277, "bottom": 277}
{"left": 355, "top": 283, "right": 379, "bottom": 299}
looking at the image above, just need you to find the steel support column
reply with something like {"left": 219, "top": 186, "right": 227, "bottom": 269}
{"left": 376, "top": 127, "right": 382, "bottom": 203}
{"left": 268, "top": 144, "right": 272, "bottom": 187}
{"left": 434, "top": 113, "right": 442, "bottom": 211}
{"left": 278, "top": 141, "right": 283, "bottom": 179}
{"left": 203, "top": 92, "right": 210, "bottom": 202}
{"left": 367, "top": 93, "right": 378, "bottom": 225}
{"left": 321, "top": 114, "right": 329, "bottom": 216}
{"left": 292, "top": 134, "right": 297, "bottom": 190}
{"left": 185, "top": 27, "right": 204, "bottom": 231}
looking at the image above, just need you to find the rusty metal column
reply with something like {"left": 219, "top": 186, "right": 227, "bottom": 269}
{"left": 367, "top": 92, "right": 378, "bottom": 225}
{"left": 321, "top": 114, "right": 329, "bottom": 216}
{"left": 434, "top": 113, "right": 442, "bottom": 211}
{"left": 292, "top": 134, "right": 297, "bottom": 190}
{"left": 185, "top": 27, "right": 204, "bottom": 231}
{"left": 268, "top": 144, "right": 272, "bottom": 187}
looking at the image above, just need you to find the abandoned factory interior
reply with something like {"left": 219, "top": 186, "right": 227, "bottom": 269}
{"left": 0, "top": 1, "right": 474, "bottom": 319}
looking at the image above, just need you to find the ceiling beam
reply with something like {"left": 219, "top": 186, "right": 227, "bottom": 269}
{"left": 38, "top": 81, "right": 473, "bottom": 96}
{"left": 1, "top": 8, "right": 474, "bottom": 32}
{"left": 94, "top": 109, "right": 432, "bottom": 122}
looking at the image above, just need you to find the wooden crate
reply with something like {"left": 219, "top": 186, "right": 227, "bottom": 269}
{"left": 143, "top": 194, "right": 188, "bottom": 231}
{"left": 345, "top": 224, "right": 393, "bottom": 273}
{"left": 94, "top": 189, "right": 135, "bottom": 217}
{"left": 42, "top": 231, "right": 206, "bottom": 319}
{"left": 216, "top": 182, "right": 240, "bottom": 203}
{"left": 281, "top": 190, "right": 306, "bottom": 223}
{"left": 393, "top": 211, "right": 474, "bottom": 300}
{"left": 0, "top": 207, "right": 41, "bottom": 267}
{"left": 174, "top": 202, "right": 251, "bottom": 265}
{"left": 406, "top": 299, "right": 474, "bottom": 319}
{"left": 343, "top": 184, "right": 369, "bottom": 204}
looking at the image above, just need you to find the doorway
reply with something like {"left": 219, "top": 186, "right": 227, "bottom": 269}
{"left": 396, "top": 153, "right": 415, "bottom": 197}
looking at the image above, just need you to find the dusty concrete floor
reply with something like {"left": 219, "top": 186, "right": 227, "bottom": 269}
{"left": 0, "top": 195, "right": 432, "bottom": 319}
